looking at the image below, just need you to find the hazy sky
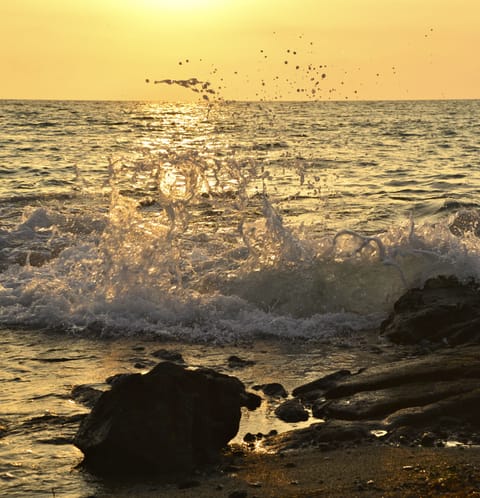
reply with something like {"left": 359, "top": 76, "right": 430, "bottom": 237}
{"left": 1, "top": 0, "right": 479, "bottom": 101}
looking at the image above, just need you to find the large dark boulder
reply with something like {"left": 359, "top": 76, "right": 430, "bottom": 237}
{"left": 381, "top": 275, "right": 480, "bottom": 345}
{"left": 74, "top": 361, "right": 261, "bottom": 475}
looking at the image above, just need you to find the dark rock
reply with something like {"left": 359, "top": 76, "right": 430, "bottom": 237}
{"left": 281, "top": 344, "right": 480, "bottom": 451}
{"left": 105, "top": 373, "right": 130, "bottom": 386}
{"left": 324, "top": 350, "right": 480, "bottom": 422}
{"left": 311, "top": 399, "right": 330, "bottom": 419}
{"left": 292, "top": 369, "right": 352, "bottom": 402}
{"left": 420, "top": 432, "right": 436, "bottom": 447}
{"left": 385, "top": 387, "right": 480, "bottom": 429}
{"left": 21, "top": 413, "right": 86, "bottom": 430}
{"left": 227, "top": 355, "right": 255, "bottom": 369}
{"left": 151, "top": 349, "right": 185, "bottom": 364}
{"left": 243, "top": 432, "right": 256, "bottom": 443}
{"left": 17, "top": 413, "right": 85, "bottom": 445}
{"left": 449, "top": 209, "right": 480, "bottom": 238}
{"left": 253, "top": 383, "right": 288, "bottom": 398}
{"left": 274, "top": 399, "right": 309, "bottom": 423}
{"left": 265, "top": 421, "right": 373, "bottom": 451}
{"left": 74, "top": 362, "right": 261, "bottom": 475}
{"left": 71, "top": 385, "right": 103, "bottom": 409}
{"left": 317, "top": 378, "right": 480, "bottom": 421}
{"left": 381, "top": 275, "right": 480, "bottom": 346}
{"left": 324, "top": 347, "right": 480, "bottom": 399}
{"left": 38, "top": 436, "right": 73, "bottom": 445}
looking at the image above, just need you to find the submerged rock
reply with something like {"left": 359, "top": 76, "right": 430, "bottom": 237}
{"left": 381, "top": 275, "right": 480, "bottom": 346}
{"left": 227, "top": 355, "right": 256, "bottom": 369}
{"left": 74, "top": 361, "right": 261, "bottom": 475}
{"left": 253, "top": 382, "right": 288, "bottom": 398}
{"left": 71, "top": 385, "right": 103, "bottom": 409}
{"left": 151, "top": 349, "right": 185, "bottom": 364}
{"left": 449, "top": 209, "right": 480, "bottom": 238}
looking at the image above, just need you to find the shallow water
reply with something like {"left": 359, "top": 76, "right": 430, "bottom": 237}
{"left": 0, "top": 326, "right": 406, "bottom": 497}
{"left": 1, "top": 98, "right": 480, "bottom": 495}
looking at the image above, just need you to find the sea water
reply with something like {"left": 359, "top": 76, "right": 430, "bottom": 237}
{"left": 1, "top": 99, "right": 480, "bottom": 495}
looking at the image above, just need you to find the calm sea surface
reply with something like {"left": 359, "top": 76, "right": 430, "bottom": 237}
{"left": 0, "top": 99, "right": 479, "bottom": 495}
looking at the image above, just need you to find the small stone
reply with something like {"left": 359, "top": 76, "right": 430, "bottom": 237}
{"left": 243, "top": 432, "right": 256, "bottom": 443}
{"left": 227, "top": 355, "right": 255, "bottom": 369}
{"left": 421, "top": 432, "right": 436, "bottom": 447}
{"left": 274, "top": 399, "right": 309, "bottom": 423}
{"left": 151, "top": 349, "right": 185, "bottom": 363}
{"left": 259, "top": 383, "right": 288, "bottom": 398}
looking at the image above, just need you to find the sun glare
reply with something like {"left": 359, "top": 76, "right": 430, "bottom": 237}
{"left": 141, "top": 0, "right": 219, "bottom": 10}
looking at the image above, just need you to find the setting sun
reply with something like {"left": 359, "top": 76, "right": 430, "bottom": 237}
{"left": 139, "top": 0, "right": 221, "bottom": 10}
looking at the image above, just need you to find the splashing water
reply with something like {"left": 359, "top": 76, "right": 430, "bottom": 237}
{"left": 1, "top": 99, "right": 480, "bottom": 341}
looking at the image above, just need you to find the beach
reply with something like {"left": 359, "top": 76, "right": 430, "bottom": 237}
{"left": 105, "top": 445, "right": 480, "bottom": 497}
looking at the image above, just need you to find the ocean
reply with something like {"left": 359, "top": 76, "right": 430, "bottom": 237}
{"left": 1, "top": 99, "right": 479, "bottom": 495}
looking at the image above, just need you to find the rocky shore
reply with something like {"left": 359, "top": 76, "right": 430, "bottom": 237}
{"left": 5, "top": 275, "right": 480, "bottom": 496}
{"left": 64, "top": 276, "right": 480, "bottom": 495}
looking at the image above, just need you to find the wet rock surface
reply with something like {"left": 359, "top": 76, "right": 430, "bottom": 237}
{"left": 268, "top": 346, "right": 480, "bottom": 451}
{"left": 74, "top": 361, "right": 261, "bottom": 475}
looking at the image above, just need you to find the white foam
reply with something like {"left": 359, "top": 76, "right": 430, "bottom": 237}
{"left": 2, "top": 145, "right": 480, "bottom": 342}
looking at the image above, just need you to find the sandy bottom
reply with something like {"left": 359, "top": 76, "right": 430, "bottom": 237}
{"left": 96, "top": 444, "right": 480, "bottom": 497}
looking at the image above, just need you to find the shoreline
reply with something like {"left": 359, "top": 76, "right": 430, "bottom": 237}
{"left": 94, "top": 443, "right": 480, "bottom": 497}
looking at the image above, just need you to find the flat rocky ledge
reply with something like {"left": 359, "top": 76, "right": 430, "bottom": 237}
{"left": 265, "top": 344, "right": 480, "bottom": 453}
{"left": 266, "top": 275, "right": 480, "bottom": 453}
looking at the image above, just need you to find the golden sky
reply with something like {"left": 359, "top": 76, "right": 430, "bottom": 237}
{"left": 1, "top": 0, "right": 479, "bottom": 101}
